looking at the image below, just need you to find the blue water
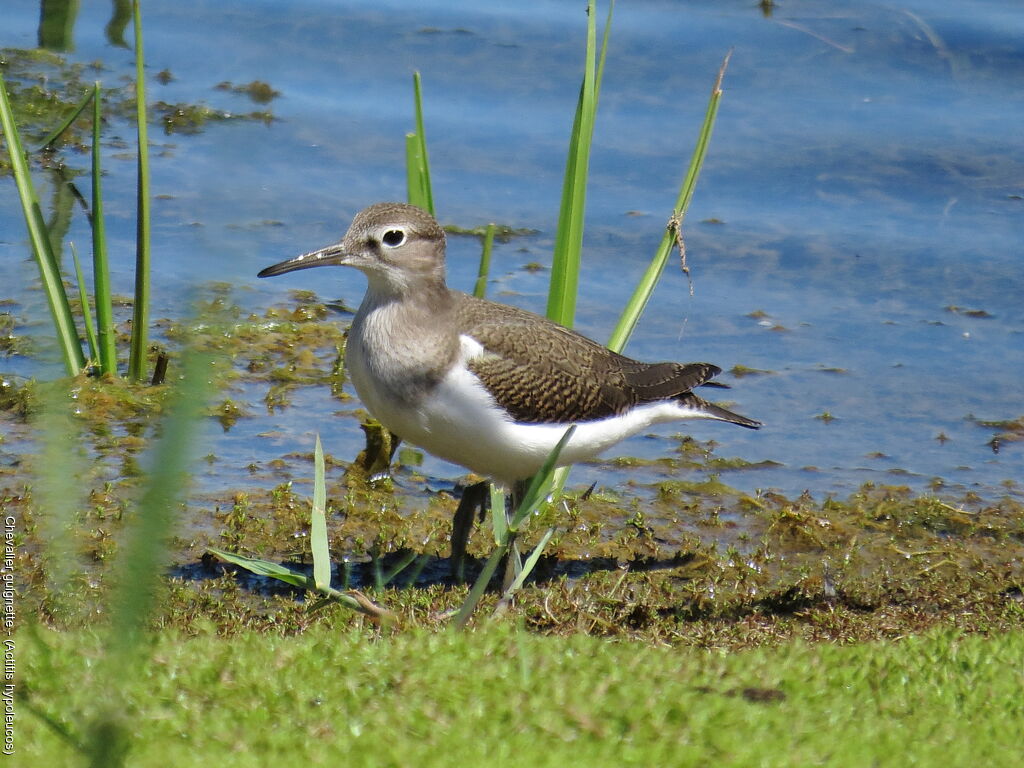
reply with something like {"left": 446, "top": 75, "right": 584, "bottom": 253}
{"left": 2, "top": 0, "right": 1022, "bottom": 501}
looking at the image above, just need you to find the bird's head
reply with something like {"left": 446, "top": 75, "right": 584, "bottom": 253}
{"left": 258, "top": 202, "right": 447, "bottom": 296}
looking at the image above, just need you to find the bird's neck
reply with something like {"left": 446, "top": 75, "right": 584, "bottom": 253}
{"left": 356, "top": 271, "right": 453, "bottom": 325}
{"left": 349, "top": 275, "right": 460, "bottom": 401}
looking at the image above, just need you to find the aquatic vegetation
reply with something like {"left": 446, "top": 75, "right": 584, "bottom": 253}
{"left": 1, "top": 9, "right": 279, "bottom": 382}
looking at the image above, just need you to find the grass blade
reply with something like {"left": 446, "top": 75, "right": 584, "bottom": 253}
{"left": 411, "top": 71, "right": 434, "bottom": 216}
{"left": 35, "top": 86, "right": 94, "bottom": 152}
{"left": 106, "top": 350, "right": 211, "bottom": 654}
{"left": 546, "top": 0, "right": 607, "bottom": 327}
{"left": 496, "top": 526, "right": 555, "bottom": 609}
{"left": 405, "top": 133, "right": 429, "bottom": 212}
{"left": 207, "top": 547, "right": 312, "bottom": 589}
{"left": 207, "top": 547, "right": 391, "bottom": 621}
{"left": 510, "top": 426, "right": 575, "bottom": 530}
{"left": 310, "top": 434, "right": 331, "bottom": 590}
{"left": 380, "top": 549, "right": 420, "bottom": 586}
{"left": 473, "top": 222, "right": 495, "bottom": 299}
{"left": 0, "top": 73, "right": 86, "bottom": 375}
{"left": 82, "top": 346, "right": 211, "bottom": 765}
{"left": 526, "top": 2, "right": 613, "bottom": 537}
{"left": 607, "top": 52, "right": 731, "bottom": 354}
{"left": 453, "top": 544, "right": 507, "bottom": 631}
{"left": 489, "top": 483, "right": 507, "bottom": 544}
{"left": 595, "top": 0, "right": 615, "bottom": 106}
{"left": 35, "top": 386, "right": 88, "bottom": 605}
{"left": 90, "top": 82, "right": 117, "bottom": 375}
{"left": 211, "top": 439, "right": 394, "bottom": 620}
{"left": 127, "top": 0, "right": 151, "bottom": 381}
{"left": 70, "top": 242, "right": 98, "bottom": 364}
{"left": 454, "top": 426, "right": 575, "bottom": 629}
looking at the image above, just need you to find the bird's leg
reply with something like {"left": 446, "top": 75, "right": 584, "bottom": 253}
{"left": 356, "top": 422, "right": 402, "bottom": 482}
{"left": 449, "top": 480, "right": 489, "bottom": 582}
{"left": 500, "top": 479, "right": 527, "bottom": 594}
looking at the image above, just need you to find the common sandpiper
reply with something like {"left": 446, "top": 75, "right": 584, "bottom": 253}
{"left": 258, "top": 203, "right": 760, "bottom": 572}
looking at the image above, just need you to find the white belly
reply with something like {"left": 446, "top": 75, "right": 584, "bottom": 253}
{"left": 347, "top": 333, "right": 698, "bottom": 487}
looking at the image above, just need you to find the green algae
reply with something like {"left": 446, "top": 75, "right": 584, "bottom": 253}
{"left": 214, "top": 79, "right": 281, "bottom": 104}
{"left": 0, "top": 46, "right": 276, "bottom": 169}
{"left": 729, "top": 364, "right": 774, "bottom": 377}
{"left": 443, "top": 223, "right": 536, "bottom": 243}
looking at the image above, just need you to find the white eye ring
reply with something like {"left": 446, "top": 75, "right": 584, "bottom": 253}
{"left": 381, "top": 229, "right": 406, "bottom": 248}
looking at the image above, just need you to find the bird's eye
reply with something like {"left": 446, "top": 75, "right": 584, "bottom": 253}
{"left": 381, "top": 229, "right": 406, "bottom": 247}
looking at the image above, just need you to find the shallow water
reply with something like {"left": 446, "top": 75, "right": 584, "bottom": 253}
{"left": 2, "top": 0, "right": 1022, "bottom": 501}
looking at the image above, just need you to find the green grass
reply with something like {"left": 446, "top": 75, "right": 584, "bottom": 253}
{"left": 17, "top": 624, "right": 1024, "bottom": 766}
{"left": 1, "top": 0, "right": 154, "bottom": 380}
{"left": 127, "top": 0, "right": 152, "bottom": 381}
{"left": 90, "top": 82, "right": 117, "bottom": 376}
{"left": 545, "top": 0, "right": 612, "bottom": 328}
{"left": 405, "top": 71, "right": 434, "bottom": 216}
{"left": 0, "top": 70, "right": 87, "bottom": 375}
{"left": 607, "top": 51, "right": 731, "bottom": 353}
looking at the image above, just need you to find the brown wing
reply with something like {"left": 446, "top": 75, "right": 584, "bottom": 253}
{"left": 452, "top": 293, "right": 721, "bottom": 424}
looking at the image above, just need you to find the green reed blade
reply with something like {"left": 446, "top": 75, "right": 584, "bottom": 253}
{"left": 311, "top": 434, "right": 331, "bottom": 590}
{"left": 510, "top": 425, "right": 575, "bottom": 530}
{"left": 412, "top": 71, "right": 434, "bottom": 216}
{"left": 454, "top": 427, "right": 574, "bottom": 629}
{"left": 473, "top": 222, "right": 495, "bottom": 299}
{"left": 607, "top": 52, "right": 731, "bottom": 354}
{"left": 535, "top": 3, "right": 613, "bottom": 513}
{"left": 546, "top": 0, "right": 598, "bottom": 327}
{"left": 474, "top": 221, "right": 498, "bottom": 550}
{"left": 546, "top": 0, "right": 613, "bottom": 328}
{"left": 207, "top": 547, "right": 312, "bottom": 590}
{"left": 209, "top": 547, "right": 389, "bottom": 618}
{"left": 106, "top": 350, "right": 211, "bottom": 655}
{"left": 36, "top": 385, "right": 88, "bottom": 603}
{"left": 70, "top": 242, "right": 99, "bottom": 364}
{"left": 0, "top": 73, "right": 86, "bottom": 375}
{"left": 35, "top": 86, "right": 94, "bottom": 152}
{"left": 90, "top": 82, "right": 117, "bottom": 375}
{"left": 86, "top": 347, "right": 212, "bottom": 766}
{"left": 496, "top": 526, "right": 555, "bottom": 605}
{"left": 402, "top": 553, "right": 431, "bottom": 587}
{"left": 405, "top": 133, "right": 430, "bottom": 212}
{"left": 489, "top": 483, "right": 507, "bottom": 544}
{"left": 380, "top": 549, "right": 419, "bottom": 586}
{"left": 372, "top": 553, "right": 385, "bottom": 591}
{"left": 127, "top": 0, "right": 151, "bottom": 382}
{"left": 453, "top": 543, "right": 506, "bottom": 631}
{"left": 595, "top": 0, "right": 615, "bottom": 105}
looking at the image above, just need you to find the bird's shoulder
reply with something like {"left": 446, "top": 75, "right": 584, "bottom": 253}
{"left": 452, "top": 293, "right": 619, "bottom": 361}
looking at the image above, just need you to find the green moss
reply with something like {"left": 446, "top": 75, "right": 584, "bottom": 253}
{"left": 729, "top": 364, "right": 774, "bottom": 377}
{"left": 0, "top": 47, "right": 277, "bottom": 166}
{"left": 214, "top": 79, "right": 281, "bottom": 104}
{"left": 443, "top": 223, "right": 536, "bottom": 242}
{"left": 153, "top": 100, "right": 274, "bottom": 135}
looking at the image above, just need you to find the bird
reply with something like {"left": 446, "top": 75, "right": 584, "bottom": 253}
{"left": 258, "top": 202, "right": 760, "bottom": 575}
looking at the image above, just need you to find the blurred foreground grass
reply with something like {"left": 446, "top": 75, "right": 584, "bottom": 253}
{"left": 18, "top": 624, "right": 1024, "bottom": 766}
